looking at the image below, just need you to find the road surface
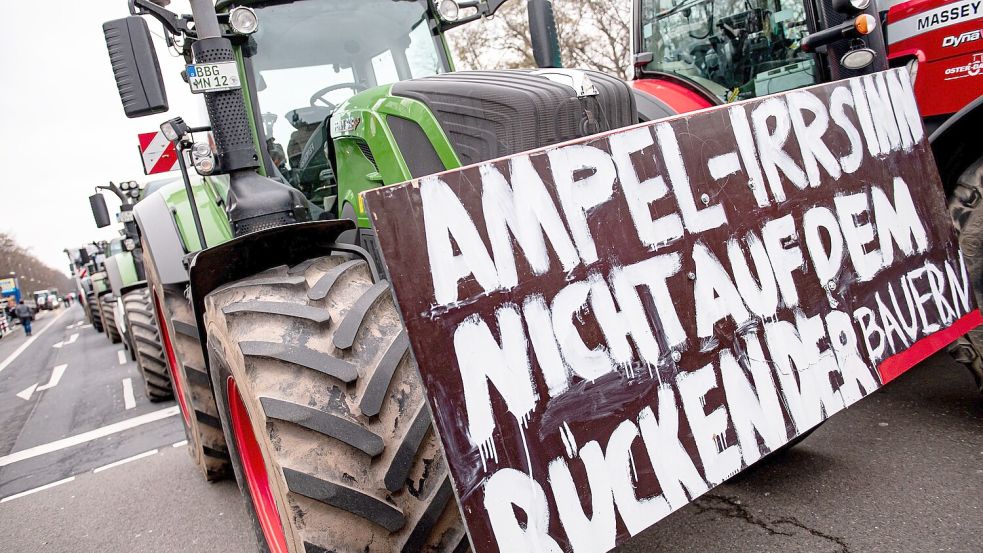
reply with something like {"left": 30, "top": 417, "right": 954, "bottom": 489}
{"left": 0, "top": 305, "right": 979, "bottom": 552}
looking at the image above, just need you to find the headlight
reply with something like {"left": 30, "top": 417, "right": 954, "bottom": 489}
{"left": 229, "top": 7, "right": 259, "bottom": 35}
{"left": 841, "top": 47, "right": 876, "bottom": 70}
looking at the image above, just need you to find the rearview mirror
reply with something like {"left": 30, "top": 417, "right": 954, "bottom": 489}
{"left": 90, "top": 194, "right": 112, "bottom": 229}
{"left": 102, "top": 17, "right": 168, "bottom": 118}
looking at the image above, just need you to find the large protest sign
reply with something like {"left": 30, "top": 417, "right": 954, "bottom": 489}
{"left": 362, "top": 68, "right": 981, "bottom": 553}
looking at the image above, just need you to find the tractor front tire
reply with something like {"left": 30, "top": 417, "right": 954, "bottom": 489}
{"left": 204, "top": 256, "right": 468, "bottom": 553}
{"left": 123, "top": 288, "right": 172, "bottom": 402}
{"left": 87, "top": 293, "right": 104, "bottom": 333}
{"left": 102, "top": 295, "right": 122, "bottom": 344}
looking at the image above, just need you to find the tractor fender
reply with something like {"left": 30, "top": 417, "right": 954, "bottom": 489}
{"left": 104, "top": 256, "right": 125, "bottom": 297}
{"left": 134, "top": 191, "right": 190, "bottom": 285}
{"left": 186, "top": 219, "right": 356, "bottom": 371}
{"left": 930, "top": 95, "right": 983, "bottom": 193}
{"left": 631, "top": 88, "right": 679, "bottom": 123}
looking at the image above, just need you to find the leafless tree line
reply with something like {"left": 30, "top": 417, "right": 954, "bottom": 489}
{"left": 447, "top": 0, "right": 632, "bottom": 80}
{"left": 0, "top": 233, "right": 73, "bottom": 297}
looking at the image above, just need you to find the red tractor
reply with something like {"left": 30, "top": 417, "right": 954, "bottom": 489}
{"left": 629, "top": 0, "right": 983, "bottom": 391}
{"left": 884, "top": 0, "right": 983, "bottom": 128}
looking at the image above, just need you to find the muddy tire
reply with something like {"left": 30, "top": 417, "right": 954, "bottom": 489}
{"left": 87, "top": 293, "right": 104, "bottom": 333}
{"left": 123, "top": 287, "right": 172, "bottom": 402}
{"left": 204, "top": 256, "right": 468, "bottom": 553}
{"left": 102, "top": 295, "right": 122, "bottom": 344}
{"left": 159, "top": 285, "right": 232, "bottom": 481}
{"left": 946, "top": 158, "right": 983, "bottom": 393}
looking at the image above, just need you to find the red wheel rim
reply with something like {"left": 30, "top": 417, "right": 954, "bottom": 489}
{"left": 228, "top": 376, "right": 289, "bottom": 553}
{"left": 152, "top": 289, "right": 190, "bottom": 427}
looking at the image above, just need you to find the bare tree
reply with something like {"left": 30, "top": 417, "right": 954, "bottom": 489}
{"left": 447, "top": 0, "right": 632, "bottom": 80}
{"left": 0, "top": 233, "right": 74, "bottom": 296}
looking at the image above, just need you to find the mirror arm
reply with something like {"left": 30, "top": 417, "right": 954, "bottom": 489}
{"left": 437, "top": 0, "right": 510, "bottom": 31}
{"left": 129, "top": 0, "right": 193, "bottom": 38}
{"left": 95, "top": 183, "right": 127, "bottom": 203}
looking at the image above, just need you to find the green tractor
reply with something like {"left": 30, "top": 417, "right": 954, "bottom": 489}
{"left": 101, "top": 0, "right": 637, "bottom": 550}
{"left": 65, "top": 244, "right": 100, "bottom": 329}
{"left": 79, "top": 240, "right": 114, "bottom": 334}
{"left": 90, "top": 179, "right": 176, "bottom": 402}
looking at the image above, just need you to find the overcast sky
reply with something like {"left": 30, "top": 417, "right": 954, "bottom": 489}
{"left": 0, "top": 1, "right": 206, "bottom": 275}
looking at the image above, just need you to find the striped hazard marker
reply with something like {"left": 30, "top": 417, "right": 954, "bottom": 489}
{"left": 138, "top": 131, "right": 179, "bottom": 175}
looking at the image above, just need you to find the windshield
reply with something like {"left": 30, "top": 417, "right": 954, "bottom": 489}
{"left": 248, "top": 0, "right": 444, "bottom": 203}
{"left": 638, "top": 0, "right": 816, "bottom": 102}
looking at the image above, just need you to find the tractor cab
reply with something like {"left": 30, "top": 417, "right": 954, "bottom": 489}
{"left": 631, "top": 0, "right": 889, "bottom": 113}
{"left": 225, "top": 0, "right": 637, "bottom": 228}
{"left": 234, "top": 0, "right": 450, "bottom": 209}
{"left": 636, "top": 0, "right": 816, "bottom": 102}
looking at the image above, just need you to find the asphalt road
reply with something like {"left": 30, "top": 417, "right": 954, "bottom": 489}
{"left": 0, "top": 304, "right": 979, "bottom": 552}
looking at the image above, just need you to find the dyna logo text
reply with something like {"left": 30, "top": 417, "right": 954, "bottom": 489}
{"left": 944, "top": 29, "right": 983, "bottom": 47}
{"left": 945, "top": 53, "right": 983, "bottom": 79}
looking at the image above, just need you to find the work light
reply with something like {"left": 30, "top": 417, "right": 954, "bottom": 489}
{"left": 229, "top": 7, "right": 259, "bottom": 35}
{"left": 160, "top": 117, "right": 189, "bottom": 143}
{"left": 832, "top": 0, "right": 870, "bottom": 14}
{"left": 438, "top": 0, "right": 460, "bottom": 21}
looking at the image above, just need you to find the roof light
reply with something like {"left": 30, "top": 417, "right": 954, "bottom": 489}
{"left": 438, "top": 0, "right": 460, "bottom": 21}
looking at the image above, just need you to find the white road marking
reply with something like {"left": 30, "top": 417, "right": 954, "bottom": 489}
{"left": 122, "top": 378, "right": 136, "bottom": 410}
{"left": 117, "top": 350, "right": 127, "bottom": 365}
{"left": 172, "top": 440, "right": 188, "bottom": 448}
{"left": 0, "top": 309, "right": 71, "bottom": 375}
{"left": 36, "top": 364, "right": 67, "bottom": 391}
{"left": 0, "top": 406, "right": 180, "bottom": 467}
{"left": 92, "top": 449, "right": 158, "bottom": 473}
{"left": 66, "top": 333, "right": 78, "bottom": 345}
{"left": 0, "top": 476, "right": 75, "bottom": 503}
{"left": 79, "top": 324, "right": 92, "bottom": 329}
{"left": 16, "top": 383, "right": 38, "bottom": 401}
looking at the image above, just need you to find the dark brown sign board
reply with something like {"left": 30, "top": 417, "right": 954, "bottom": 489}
{"left": 363, "top": 68, "right": 981, "bottom": 553}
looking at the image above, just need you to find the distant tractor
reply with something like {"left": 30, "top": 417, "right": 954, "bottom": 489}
{"left": 90, "top": 179, "right": 175, "bottom": 402}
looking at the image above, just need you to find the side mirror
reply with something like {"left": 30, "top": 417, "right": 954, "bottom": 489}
{"left": 528, "top": 0, "right": 562, "bottom": 69}
{"left": 102, "top": 17, "right": 168, "bottom": 118}
{"left": 90, "top": 194, "right": 112, "bottom": 229}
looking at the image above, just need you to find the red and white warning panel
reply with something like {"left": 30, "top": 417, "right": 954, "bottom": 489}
{"left": 138, "top": 131, "right": 179, "bottom": 175}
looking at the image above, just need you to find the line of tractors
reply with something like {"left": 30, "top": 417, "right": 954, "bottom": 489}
{"left": 67, "top": 0, "right": 981, "bottom": 551}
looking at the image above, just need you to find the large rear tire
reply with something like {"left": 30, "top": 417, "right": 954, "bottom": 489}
{"left": 946, "top": 158, "right": 983, "bottom": 393}
{"left": 102, "top": 295, "right": 122, "bottom": 344}
{"left": 123, "top": 287, "right": 172, "bottom": 402}
{"left": 204, "top": 255, "right": 468, "bottom": 553}
{"left": 87, "top": 293, "right": 104, "bottom": 333}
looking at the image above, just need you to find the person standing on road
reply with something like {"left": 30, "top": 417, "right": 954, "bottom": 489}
{"left": 14, "top": 300, "right": 34, "bottom": 337}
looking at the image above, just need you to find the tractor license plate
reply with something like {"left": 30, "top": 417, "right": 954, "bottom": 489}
{"left": 186, "top": 62, "right": 241, "bottom": 94}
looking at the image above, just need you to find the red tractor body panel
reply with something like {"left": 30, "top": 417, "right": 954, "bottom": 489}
{"left": 630, "top": 78, "right": 716, "bottom": 113}
{"left": 886, "top": 0, "right": 983, "bottom": 117}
